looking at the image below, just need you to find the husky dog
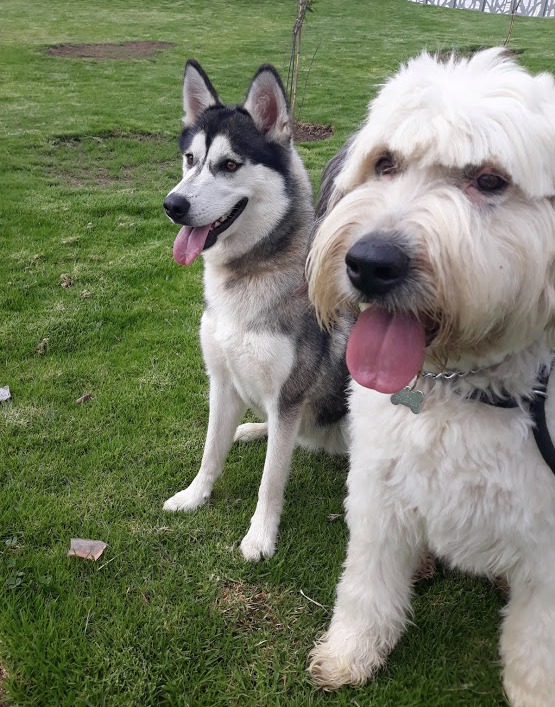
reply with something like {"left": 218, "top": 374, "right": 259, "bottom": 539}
{"left": 306, "top": 49, "right": 555, "bottom": 706}
{"left": 163, "top": 60, "right": 350, "bottom": 562}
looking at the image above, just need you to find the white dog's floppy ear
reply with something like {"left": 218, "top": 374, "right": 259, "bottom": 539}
{"left": 244, "top": 65, "right": 291, "bottom": 144}
{"left": 182, "top": 60, "right": 222, "bottom": 126}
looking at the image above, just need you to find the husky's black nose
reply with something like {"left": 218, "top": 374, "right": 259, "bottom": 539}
{"left": 164, "top": 193, "right": 190, "bottom": 223}
{"left": 345, "top": 235, "right": 409, "bottom": 297}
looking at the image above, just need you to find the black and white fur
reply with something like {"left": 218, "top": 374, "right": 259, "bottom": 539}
{"left": 163, "top": 61, "right": 350, "bottom": 561}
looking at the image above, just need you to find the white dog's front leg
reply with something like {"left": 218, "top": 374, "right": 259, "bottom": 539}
{"left": 309, "top": 464, "right": 423, "bottom": 689}
{"left": 239, "top": 408, "right": 301, "bottom": 561}
{"left": 164, "top": 378, "right": 245, "bottom": 512}
{"left": 500, "top": 572, "right": 555, "bottom": 707}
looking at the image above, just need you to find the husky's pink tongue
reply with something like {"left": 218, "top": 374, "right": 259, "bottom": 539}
{"left": 346, "top": 307, "right": 426, "bottom": 394}
{"left": 173, "top": 225, "right": 212, "bottom": 265}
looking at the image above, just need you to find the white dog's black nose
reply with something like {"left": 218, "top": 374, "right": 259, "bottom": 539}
{"left": 164, "top": 193, "right": 190, "bottom": 223}
{"left": 346, "top": 237, "right": 409, "bottom": 296}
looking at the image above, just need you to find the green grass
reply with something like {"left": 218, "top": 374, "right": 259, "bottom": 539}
{"left": 1, "top": 1, "right": 553, "bottom": 704}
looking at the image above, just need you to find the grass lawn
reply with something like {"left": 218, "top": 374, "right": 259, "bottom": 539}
{"left": 1, "top": 1, "right": 554, "bottom": 705}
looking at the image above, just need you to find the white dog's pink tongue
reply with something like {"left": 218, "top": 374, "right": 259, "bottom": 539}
{"left": 173, "top": 225, "right": 211, "bottom": 265}
{"left": 346, "top": 307, "right": 426, "bottom": 394}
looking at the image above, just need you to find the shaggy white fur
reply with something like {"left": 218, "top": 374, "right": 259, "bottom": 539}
{"left": 307, "top": 48, "right": 555, "bottom": 707}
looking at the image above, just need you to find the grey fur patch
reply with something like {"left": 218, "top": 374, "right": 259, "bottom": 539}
{"left": 314, "top": 136, "right": 354, "bottom": 222}
{"left": 277, "top": 306, "right": 351, "bottom": 425}
{"left": 224, "top": 201, "right": 309, "bottom": 287}
{"left": 212, "top": 148, "right": 352, "bottom": 430}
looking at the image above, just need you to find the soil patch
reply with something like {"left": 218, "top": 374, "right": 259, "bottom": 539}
{"left": 0, "top": 661, "right": 7, "bottom": 707}
{"left": 294, "top": 121, "right": 333, "bottom": 142}
{"left": 43, "top": 133, "right": 178, "bottom": 189}
{"left": 216, "top": 580, "right": 304, "bottom": 633}
{"left": 51, "top": 131, "right": 169, "bottom": 145}
{"left": 46, "top": 41, "right": 176, "bottom": 60}
{"left": 441, "top": 45, "right": 524, "bottom": 59}
{"left": 217, "top": 581, "right": 280, "bottom": 630}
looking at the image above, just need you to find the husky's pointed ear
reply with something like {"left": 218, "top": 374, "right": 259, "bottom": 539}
{"left": 182, "top": 60, "right": 222, "bottom": 126}
{"left": 244, "top": 65, "right": 291, "bottom": 144}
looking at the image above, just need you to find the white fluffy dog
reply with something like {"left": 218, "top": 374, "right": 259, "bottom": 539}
{"left": 306, "top": 48, "right": 555, "bottom": 707}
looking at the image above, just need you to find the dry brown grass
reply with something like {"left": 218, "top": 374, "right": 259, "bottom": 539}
{"left": 0, "top": 661, "right": 8, "bottom": 707}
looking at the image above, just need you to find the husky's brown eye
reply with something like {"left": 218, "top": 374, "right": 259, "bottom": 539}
{"left": 476, "top": 173, "right": 507, "bottom": 193}
{"left": 185, "top": 153, "right": 194, "bottom": 166}
{"left": 375, "top": 154, "right": 397, "bottom": 177}
{"left": 226, "top": 160, "right": 238, "bottom": 172}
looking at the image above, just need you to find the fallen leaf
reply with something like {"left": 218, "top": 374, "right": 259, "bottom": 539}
{"left": 60, "top": 274, "right": 73, "bottom": 287}
{"left": 326, "top": 513, "right": 343, "bottom": 522}
{"left": 75, "top": 392, "right": 93, "bottom": 404}
{"left": 68, "top": 538, "right": 107, "bottom": 561}
{"left": 6, "top": 572, "right": 24, "bottom": 589}
{"left": 36, "top": 338, "right": 49, "bottom": 355}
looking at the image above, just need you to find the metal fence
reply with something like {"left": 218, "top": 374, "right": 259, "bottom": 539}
{"left": 409, "top": 0, "right": 555, "bottom": 17}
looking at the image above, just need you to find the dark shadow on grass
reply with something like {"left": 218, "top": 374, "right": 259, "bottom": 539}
{"left": 41, "top": 132, "right": 178, "bottom": 189}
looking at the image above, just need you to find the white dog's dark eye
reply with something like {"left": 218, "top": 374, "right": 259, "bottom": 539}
{"left": 185, "top": 153, "right": 194, "bottom": 166}
{"left": 225, "top": 160, "right": 238, "bottom": 172}
{"left": 476, "top": 173, "right": 507, "bottom": 193}
{"left": 375, "top": 155, "right": 397, "bottom": 177}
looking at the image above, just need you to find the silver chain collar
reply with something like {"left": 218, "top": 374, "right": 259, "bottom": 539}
{"left": 420, "top": 367, "right": 482, "bottom": 381}
{"left": 392, "top": 356, "right": 551, "bottom": 414}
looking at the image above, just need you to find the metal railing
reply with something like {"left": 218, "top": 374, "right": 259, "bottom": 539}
{"left": 409, "top": 0, "right": 555, "bottom": 17}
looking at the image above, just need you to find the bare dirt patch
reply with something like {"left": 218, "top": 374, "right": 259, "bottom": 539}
{"left": 52, "top": 131, "right": 169, "bottom": 144}
{"left": 58, "top": 165, "right": 136, "bottom": 189}
{"left": 46, "top": 41, "right": 176, "bottom": 60}
{"left": 216, "top": 580, "right": 304, "bottom": 632}
{"left": 217, "top": 581, "right": 280, "bottom": 630}
{"left": 0, "top": 660, "right": 8, "bottom": 707}
{"left": 440, "top": 45, "right": 524, "bottom": 59}
{"left": 294, "top": 121, "right": 333, "bottom": 142}
{"left": 43, "top": 132, "right": 178, "bottom": 189}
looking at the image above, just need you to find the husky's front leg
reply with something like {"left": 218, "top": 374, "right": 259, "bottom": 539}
{"left": 240, "top": 407, "right": 301, "bottom": 561}
{"left": 308, "top": 455, "right": 423, "bottom": 688}
{"left": 164, "top": 377, "right": 245, "bottom": 512}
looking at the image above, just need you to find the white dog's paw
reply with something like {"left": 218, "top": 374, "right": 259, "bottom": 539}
{"left": 308, "top": 633, "right": 385, "bottom": 690}
{"left": 234, "top": 422, "right": 268, "bottom": 443}
{"left": 239, "top": 524, "right": 276, "bottom": 562}
{"left": 501, "top": 605, "right": 555, "bottom": 707}
{"left": 163, "top": 482, "right": 210, "bottom": 512}
{"left": 503, "top": 670, "right": 555, "bottom": 707}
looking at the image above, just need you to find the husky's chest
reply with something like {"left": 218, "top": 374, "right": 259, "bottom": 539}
{"left": 200, "top": 301, "right": 295, "bottom": 413}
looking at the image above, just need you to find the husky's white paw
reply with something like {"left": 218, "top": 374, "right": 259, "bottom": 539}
{"left": 239, "top": 525, "right": 276, "bottom": 562}
{"left": 163, "top": 480, "right": 210, "bottom": 512}
{"left": 234, "top": 422, "right": 268, "bottom": 443}
{"left": 308, "top": 632, "right": 385, "bottom": 690}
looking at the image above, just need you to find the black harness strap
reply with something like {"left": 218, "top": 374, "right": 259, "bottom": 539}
{"left": 467, "top": 364, "right": 555, "bottom": 476}
{"left": 468, "top": 389, "right": 519, "bottom": 409}
{"left": 529, "top": 366, "right": 555, "bottom": 473}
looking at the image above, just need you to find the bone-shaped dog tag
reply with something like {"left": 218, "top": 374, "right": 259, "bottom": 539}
{"left": 390, "top": 386, "right": 424, "bottom": 414}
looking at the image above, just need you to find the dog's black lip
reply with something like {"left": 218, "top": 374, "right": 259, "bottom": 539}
{"left": 203, "top": 197, "right": 248, "bottom": 252}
